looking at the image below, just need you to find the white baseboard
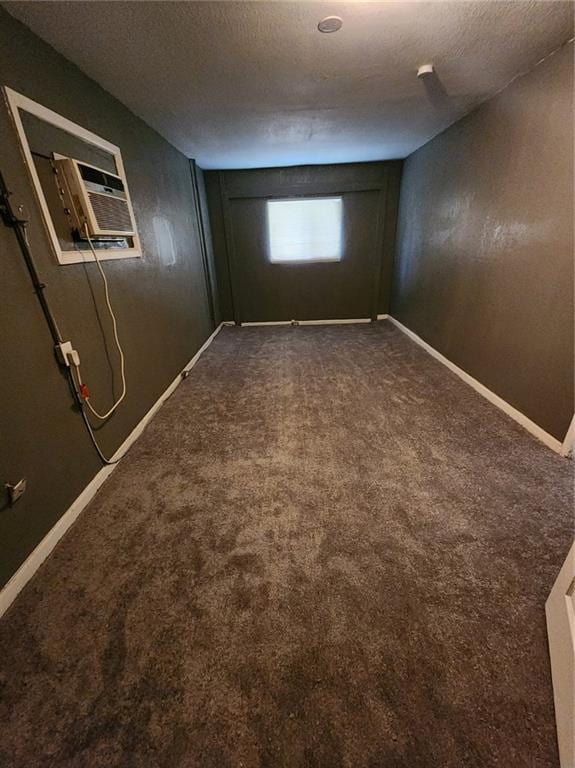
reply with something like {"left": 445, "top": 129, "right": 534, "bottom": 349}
{"left": 0, "top": 322, "right": 224, "bottom": 619}
{"left": 241, "top": 318, "right": 372, "bottom": 326}
{"left": 240, "top": 321, "right": 293, "bottom": 326}
{"left": 387, "top": 316, "right": 572, "bottom": 457}
{"left": 377, "top": 314, "right": 389, "bottom": 320}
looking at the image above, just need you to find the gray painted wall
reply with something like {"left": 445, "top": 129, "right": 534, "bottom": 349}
{"left": 0, "top": 9, "right": 213, "bottom": 587}
{"left": 205, "top": 162, "right": 402, "bottom": 323}
{"left": 392, "top": 42, "right": 574, "bottom": 442}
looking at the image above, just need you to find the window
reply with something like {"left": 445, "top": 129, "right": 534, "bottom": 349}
{"left": 267, "top": 197, "right": 343, "bottom": 264}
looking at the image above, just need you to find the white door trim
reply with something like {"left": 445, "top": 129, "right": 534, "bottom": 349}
{"left": 561, "top": 415, "right": 575, "bottom": 458}
{"left": 546, "top": 543, "right": 575, "bottom": 768}
{"left": 0, "top": 323, "right": 224, "bottom": 619}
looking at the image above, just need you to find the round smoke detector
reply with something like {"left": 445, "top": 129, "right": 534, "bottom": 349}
{"left": 318, "top": 15, "right": 343, "bottom": 33}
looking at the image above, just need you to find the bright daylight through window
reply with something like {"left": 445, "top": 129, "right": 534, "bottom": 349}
{"left": 267, "top": 197, "right": 343, "bottom": 263}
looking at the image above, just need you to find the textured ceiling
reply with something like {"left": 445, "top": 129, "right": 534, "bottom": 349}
{"left": 4, "top": 1, "right": 574, "bottom": 169}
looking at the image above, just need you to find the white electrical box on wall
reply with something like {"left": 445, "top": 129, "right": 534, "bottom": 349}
{"left": 2, "top": 86, "right": 141, "bottom": 264}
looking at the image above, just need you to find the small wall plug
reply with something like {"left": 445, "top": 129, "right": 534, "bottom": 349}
{"left": 55, "top": 341, "right": 80, "bottom": 367}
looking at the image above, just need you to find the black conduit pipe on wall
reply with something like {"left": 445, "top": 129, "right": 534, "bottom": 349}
{"left": 0, "top": 169, "right": 119, "bottom": 465}
{"left": 0, "top": 170, "right": 63, "bottom": 344}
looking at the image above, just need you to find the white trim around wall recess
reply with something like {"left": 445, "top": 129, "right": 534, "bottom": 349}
{"left": 386, "top": 316, "right": 572, "bottom": 456}
{"left": 240, "top": 318, "right": 372, "bottom": 326}
{"left": 0, "top": 323, "right": 224, "bottom": 620}
{"left": 2, "top": 86, "right": 141, "bottom": 265}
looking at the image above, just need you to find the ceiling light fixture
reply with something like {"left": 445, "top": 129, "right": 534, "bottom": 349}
{"left": 318, "top": 16, "right": 343, "bottom": 33}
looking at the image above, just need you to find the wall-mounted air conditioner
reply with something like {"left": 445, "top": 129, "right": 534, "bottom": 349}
{"left": 56, "top": 157, "right": 136, "bottom": 238}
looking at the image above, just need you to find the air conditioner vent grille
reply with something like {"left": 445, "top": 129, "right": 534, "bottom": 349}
{"left": 88, "top": 193, "right": 133, "bottom": 233}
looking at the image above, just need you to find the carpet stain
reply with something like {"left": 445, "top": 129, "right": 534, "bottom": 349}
{"left": 0, "top": 323, "right": 572, "bottom": 767}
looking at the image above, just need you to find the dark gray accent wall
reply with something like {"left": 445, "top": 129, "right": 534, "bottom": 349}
{"left": 205, "top": 162, "right": 402, "bottom": 323}
{"left": 392, "top": 42, "right": 574, "bottom": 442}
{"left": 0, "top": 8, "right": 213, "bottom": 587}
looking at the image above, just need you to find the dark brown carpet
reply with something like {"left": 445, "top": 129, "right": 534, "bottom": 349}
{"left": 0, "top": 322, "right": 572, "bottom": 768}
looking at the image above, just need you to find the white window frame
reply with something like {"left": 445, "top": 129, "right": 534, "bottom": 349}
{"left": 2, "top": 86, "right": 141, "bottom": 265}
{"left": 266, "top": 196, "right": 343, "bottom": 265}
